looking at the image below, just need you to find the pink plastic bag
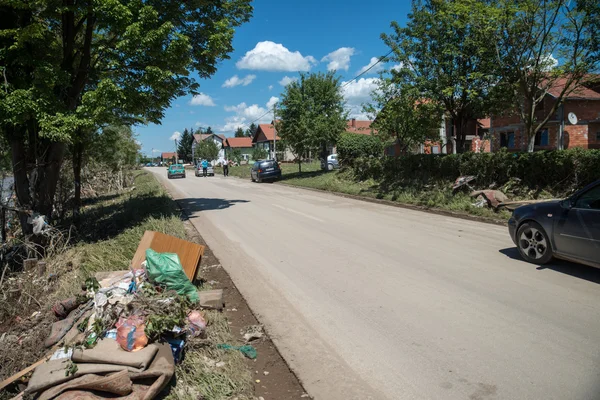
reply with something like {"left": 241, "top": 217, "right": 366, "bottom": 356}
{"left": 187, "top": 310, "right": 206, "bottom": 337}
{"left": 116, "top": 315, "right": 148, "bottom": 352}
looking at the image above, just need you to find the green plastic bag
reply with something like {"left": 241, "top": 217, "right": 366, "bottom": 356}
{"left": 145, "top": 249, "right": 199, "bottom": 303}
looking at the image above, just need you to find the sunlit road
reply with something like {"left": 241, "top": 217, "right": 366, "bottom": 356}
{"left": 150, "top": 168, "right": 600, "bottom": 400}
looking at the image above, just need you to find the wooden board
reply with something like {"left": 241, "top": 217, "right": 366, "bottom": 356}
{"left": 131, "top": 231, "right": 205, "bottom": 281}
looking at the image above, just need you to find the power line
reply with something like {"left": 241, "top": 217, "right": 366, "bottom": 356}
{"left": 246, "top": 107, "right": 274, "bottom": 126}
{"left": 341, "top": 49, "right": 394, "bottom": 88}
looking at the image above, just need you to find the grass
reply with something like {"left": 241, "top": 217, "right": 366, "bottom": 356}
{"left": 226, "top": 160, "right": 321, "bottom": 180}
{"left": 0, "top": 170, "right": 254, "bottom": 400}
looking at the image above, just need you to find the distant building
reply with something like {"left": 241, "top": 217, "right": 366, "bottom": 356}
{"left": 161, "top": 152, "right": 177, "bottom": 163}
{"left": 252, "top": 123, "right": 294, "bottom": 161}
{"left": 192, "top": 133, "right": 226, "bottom": 164}
{"left": 224, "top": 137, "right": 253, "bottom": 163}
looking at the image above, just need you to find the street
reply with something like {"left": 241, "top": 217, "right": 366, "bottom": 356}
{"left": 150, "top": 169, "right": 600, "bottom": 400}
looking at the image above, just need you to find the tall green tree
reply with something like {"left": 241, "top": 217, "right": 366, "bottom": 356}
{"left": 383, "top": 0, "right": 499, "bottom": 153}
{"left": 178, "top": 128, "right": 194, "bottom": 162}
{"left": 0, "top": 0, "right": 252, "bottom": 232}
{"left": 278, "top": 72, "right": 347, "bottom": 172}
{"left": 234, "top": 127, "right": 245, "bottom": 137}
{"left": 365, "top": 80, "right": 444, "bottom": 154}
{"left": 196, "top": 140, "right": 220, "bottom": 161}
{"left": 491, "top": 0, "right": 600, "bottom": 152}
{"left": 245, "top": 123, "right": 258, "bottom": 137}
{"left": 205, "top": 126, "right": 214, "bottom": 135}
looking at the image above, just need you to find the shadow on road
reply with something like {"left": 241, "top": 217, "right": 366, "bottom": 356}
{"left": 499, "top": 247, "right": 600, "bottom": 284}
{"left": 177, "top": 197, "right": 249, "bottom": 213}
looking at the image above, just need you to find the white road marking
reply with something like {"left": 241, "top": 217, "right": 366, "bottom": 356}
{"left": 272, "top": 203, "right": 325, "bottom": 222}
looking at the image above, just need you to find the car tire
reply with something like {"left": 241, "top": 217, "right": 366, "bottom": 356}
{"left": 251, "top": 176, "right": 255, "bottom": 182}
{"left": 328, "top": 163, "right": 334, "bottom": 171}
{"left": 516, "top": 221, "right": 553, "bottom": 265}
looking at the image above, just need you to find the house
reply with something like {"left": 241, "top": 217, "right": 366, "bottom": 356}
{"left": 192, "top": 133, "right": 226, "bottom": 164}
{"left": 161, "top": 152, "right": 177, "bottom": 163}
{"left": 345, "top": 118, "right": 374, "bottom": 135}
{"left": 252, "top": 123, "right": 294, "bottom": 161}
{"left": 490, "top": 78, "right": 600, "bottom": 151}
{"left": 224, "top": 137, "right": 253, "bottom": 162}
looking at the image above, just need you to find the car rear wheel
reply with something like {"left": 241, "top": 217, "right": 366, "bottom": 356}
{"left": 327, "top": 163, "right": 334, "bottom": 171}
{"left": 516, "top": 221, "right": 553, "bottom": 265}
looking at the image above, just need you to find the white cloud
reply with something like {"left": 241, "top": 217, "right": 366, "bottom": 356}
{"left": 195, "top": 121, "right": 207, "bottom": 127}
{"left": 222, "top": 74, "right": 256, "bottom": 88}
{"left": 540, "top": 54, "right": 558, "bottom": 71}
{"left": 358, "top": 57, "right": 385, "bottom": 75}
{"left": 279, "top": 76, "right": 298, "bottom": 86}
{"left": 341, "top": 78, "right": 381, "bottom": 119}
{"left": 135, "top": 139, "right": 142, "bottom": 146}
{"left": 321, "top": 47, "right": 355, "bottom": 71}
{"left": 266, "top": 96, "right": 279, "bottom": 110}
{"left": 391, "top": 63, "right": 403, "bottom": 71}
{"left": 268, "top": 85, "right": 274, "bottom": 91}
{"left": 170, "top": 131, "right": 182, "bottom": 141}
{"left": 189, "top": 93, "right": 216, "bottom": 106}
{"left": 237, "top": 41, "right": 317, "bottom": 72}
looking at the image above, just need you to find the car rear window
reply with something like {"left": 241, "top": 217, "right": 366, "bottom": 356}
{"left": 260, "top": 161, "right": 278, "bottom": 168}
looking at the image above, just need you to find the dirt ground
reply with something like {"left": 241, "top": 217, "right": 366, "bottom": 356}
{"left": 183, "top": 220, "right": 310, "bottom": 400}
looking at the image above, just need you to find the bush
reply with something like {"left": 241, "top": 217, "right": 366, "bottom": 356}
{"left": 252, "top": 147, "right": 268, "bottom": 161}
{"left": 337, "top": 133, "right": 383, "bottom": 165}
{"left": 352, "top": 148, "right": 600, "bottom": 196}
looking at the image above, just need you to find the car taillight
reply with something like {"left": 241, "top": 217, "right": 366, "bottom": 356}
{"left": 258, "top": 169, "right": 263, "bottom": 173}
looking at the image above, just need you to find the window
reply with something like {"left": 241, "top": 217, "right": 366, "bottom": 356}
{"left": 535, "top": 129, "right": 549, "bottom": 146}
{"left": 432, "top": 146, "right": 440, "bottom": 154}
{"left": 596, "top": 131, "right": 600, "bottom": 142}
{"left": 575, "top": 185, "right": 600, "bottom": 210}
{"left": 501, "top": 132, "right": 515, "bottom": 148}
{"left": 386, "top": 145, "right": 396, "bottom": 157}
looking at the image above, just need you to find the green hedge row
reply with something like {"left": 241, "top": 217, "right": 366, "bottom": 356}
{"left": 350, "top": 148, "right": 600, "bottom": 194}
{"left": 337, "top": 133, "right": 383, "bottom": 164}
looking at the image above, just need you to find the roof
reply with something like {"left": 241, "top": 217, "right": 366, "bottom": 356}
{"left": 161, "top": 152, "right": 176, "bottom": 158}
{"left": 254, "top": 124, "right": 281, "bottom": 142}
{"left": 478, "top": 118, "right": 491, "bottom": 129}
{"left": 345, "top": 119, "right": 374, "bottom": 135}
{"left": 226, "top": 137, "right": 253, "bottom": 148}
{"left": 193, "top": 133, "right": 226, "bottom": 143}
{"left": 544, "top": 77, "right": 600, "bottom": 100}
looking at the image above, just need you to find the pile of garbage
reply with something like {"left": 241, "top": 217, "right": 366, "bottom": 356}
{"left": 2, "top": 231, "right": 232, "bottom": 400}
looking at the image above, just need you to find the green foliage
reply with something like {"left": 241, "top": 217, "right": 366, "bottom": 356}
{"left": 196, "top": 140, "right": 220, "bottom": 161}
{"left": 337, "top": 133, "right": 384, "bottom": 165}
{"left": 251, "top": 147, "right": 268, "bottom": 161}
{"left": 234, "top": 127, "right": 245, "bottom": 137}
{"left": 229, "top": 148, "right": 243, "bottom": 163}
{"left": 383, "top": 0, "right": 499, "bottom": 153}
{"left": 177, "top": 128, "right": 194, "bottom": 162}
{"left": 88, "top": 125, "right": 140, "bottom": 172}
{"left": 205, "top": 126, "right": 214, "bottom": 135}
{"left": 245, "top": 123, "right": 257, "bottom": 137}
{"left": 278, "top": 71, "right": 348, "bottom": 163}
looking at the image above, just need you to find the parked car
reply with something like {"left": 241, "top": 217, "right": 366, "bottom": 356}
{"left": 195, "top": 163, "right": 215, "bottom": 177}
{"left": 321, "top": 154, "right": 339, "bottom": 171}
{"left": 508, "top": 179, "right": 600, "bottom": 267}
{"left": 167, "top": 164, "right": 186, "bottom": 179}
{"left": 251, "top": 160, "right": 281, "bottom": 182}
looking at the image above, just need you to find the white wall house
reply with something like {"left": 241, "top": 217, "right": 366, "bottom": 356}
{"left": 192, "top": 133, "right": 226, "bottom": 165}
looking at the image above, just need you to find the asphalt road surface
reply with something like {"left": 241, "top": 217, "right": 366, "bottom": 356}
{"left": 150, "top": 169, "right": 600, "bottom": 400}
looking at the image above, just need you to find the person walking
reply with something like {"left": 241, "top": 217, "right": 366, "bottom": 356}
{"left": 201, "top": 159, "right": 208, "bottom": 177}
{"left": 223, "top": 159, "right": 229, "bottom": 177}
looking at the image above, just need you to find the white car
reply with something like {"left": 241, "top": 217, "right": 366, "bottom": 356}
{"left": 195, "top": 164, "right": 215, "bottom": 177}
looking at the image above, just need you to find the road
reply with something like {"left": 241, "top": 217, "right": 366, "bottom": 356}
{"left": 150, "top": 168, "right": 600, "bottom": 400}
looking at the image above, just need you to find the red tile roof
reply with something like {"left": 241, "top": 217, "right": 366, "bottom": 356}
{"left": 345, "top": 119, "right": 374, "bottom": 135}
{"left": 544, "top": 77, "right": 600, "bottom": 100}
{"left": 161, "top": 152, "right": 176, "bottom": 159}
{"left": 226, "top": 137, "right": 253, "bottom": 148}
{"left": 256, "top": 124, "right": 281, "bottom": 141}
{"left": 193, "top": 133, "right": 211, "bottom": 143}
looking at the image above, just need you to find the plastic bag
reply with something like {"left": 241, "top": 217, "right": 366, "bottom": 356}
{"left": 145, "top": 249, "right": 199, "bottom": 303}
{"left": 187, "top": 310, "right": 206, "bottom": 337}
{"left": 116, "top": 315, "right": 148, "bottom": 352}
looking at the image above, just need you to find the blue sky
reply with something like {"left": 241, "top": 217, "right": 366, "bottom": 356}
{"left": 136, "top": 0, "right": 411, "bottom": 157}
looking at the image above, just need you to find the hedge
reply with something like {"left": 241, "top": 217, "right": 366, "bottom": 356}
{"left": 337, "top": 133, "right": 383, "bottom": 165}
{"left": 351, "top": 148, "right": 600, "bottom": 195}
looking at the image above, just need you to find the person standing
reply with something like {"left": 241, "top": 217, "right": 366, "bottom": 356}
{"left": 201, "top": 159, "right": 208, "bottom": 177}
{"left": 223, "top": 159, "right": 229, "bottom": 177}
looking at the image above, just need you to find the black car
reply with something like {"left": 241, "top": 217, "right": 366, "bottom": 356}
{"left": 251, "top": 160, "right": 281, "bottom": 183}
{"left": 508, "top": 179, "right": 600, "bottom": 267}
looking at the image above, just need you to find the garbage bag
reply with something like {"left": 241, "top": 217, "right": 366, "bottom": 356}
{"left": 116, "top": 315, "right": 148, "bottom": 352}
{"left": 145, "top": 249, "right": 199, "bottom": 303}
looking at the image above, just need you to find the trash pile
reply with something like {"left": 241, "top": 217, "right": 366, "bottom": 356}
{"left": 452, "top": 175, "right": 511, "bottom": 211}
{"left": 1, "top": 230, "right": 236, "bottom": 400}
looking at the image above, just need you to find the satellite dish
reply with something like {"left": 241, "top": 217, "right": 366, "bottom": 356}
{"left": 568, "top": 112, "right": 578, "bottom": 125}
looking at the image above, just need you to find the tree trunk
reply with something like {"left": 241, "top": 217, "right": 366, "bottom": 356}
{"left": 454, "top": 117, "right": 467, "bottom": 153}
{"left": 72, "top": 140, "right": 84, "bottom": 217}
{"left": 527, "top": 133, "right": 535, "bottom": 152}
{"left": 298, "top": 159, "right": 302, "bottom": 173}
{"left": 11, "top": 137, "right": 33, "bottom": 234}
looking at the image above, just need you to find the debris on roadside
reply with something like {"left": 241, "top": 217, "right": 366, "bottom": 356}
{"left": 217, "top": 343, "right": 258, "bottom": 359}
{"left": 242, "top": 325, "right": 264, "bottom": 342}
{"left": 470, "top": 189, "right": 509, "bottom": 209}
{"left": 452, "top": 175, "right": 476, "bottom": 192}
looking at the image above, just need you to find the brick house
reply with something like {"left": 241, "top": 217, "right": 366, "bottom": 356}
{"left": 161, "top": 152, "right": 176, "bottom": 163}
{"left": 490, "top": 78, "right": 600, "bottom": 151}
{"left": 252, "top": 123, "right": 294, "bottom": 161}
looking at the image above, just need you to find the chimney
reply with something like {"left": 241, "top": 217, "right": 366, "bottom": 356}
{"left": 351, "top": 118, "right": 356, "bottom": 128}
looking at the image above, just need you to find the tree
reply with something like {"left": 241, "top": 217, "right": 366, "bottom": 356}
{"left": 251, "top": 147, "right": 268, "bottom": 161}
{"left": 230, "top": 148, "right": 243, "bottom": 163}
{"left": 178, "top": 129, "right": 194, "bottom": 162}
{"left": 245, "top": 123, "right": 258, "bottom": 137}
{"left": 0, "top": 0, "right": 252, "bottom": 232}
{"left": 196, "top": 140, "right": 220, "bottom": 161}
{"left": 278, "top": 72, "right": 347, "bottom": 172}
{"left": 491, "top": 0, "right": 600, "bottom": 152}
{"left": 205, "top": 126, "right": 214, "bottom": 135}
{"left": 365, "top": 80, "right": 443, "bottom": 154}
{"left": 383, "top": 0, "right": 499, "bottom": 153}
{"left": 234, "top": 127, "right": 245, "bottom": 137}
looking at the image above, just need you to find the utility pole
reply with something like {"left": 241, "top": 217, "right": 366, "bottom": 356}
{"left": 174, "top": 139, "right": 178, "bottom": 164}
{"left": 272, "top": 102, "right": 277, "bottom": 161}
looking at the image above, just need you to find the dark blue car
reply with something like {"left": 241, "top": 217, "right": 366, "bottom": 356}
{"left": 251, "top": 160, "right": 281, "bottom": 183}
{"left": 508, "top": 180, "right": 600, "bottom": 267}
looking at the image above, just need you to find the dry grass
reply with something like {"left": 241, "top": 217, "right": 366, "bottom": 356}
{"left": 0, "top": 170, "right": 254, "bottom": 400}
